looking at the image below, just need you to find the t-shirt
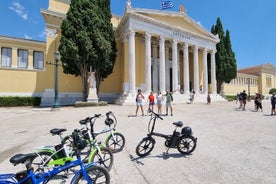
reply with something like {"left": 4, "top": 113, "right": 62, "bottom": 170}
{"left": 148, "top": 94, "right": 154, "bottom": 102}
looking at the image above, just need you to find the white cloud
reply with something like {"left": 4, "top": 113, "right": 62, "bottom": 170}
{"left": 39, "top": 30, "right": 46, "bottom": 39}
{"left": 9, "top": 2, "right": 28, "bottom": 20}
{"left": 24, "top": 34, "right": 32, "bottom": 39}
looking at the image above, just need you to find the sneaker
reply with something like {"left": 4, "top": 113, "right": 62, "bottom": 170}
{"left": 165, "top": 113, "right": 168, "bottom": 116}
{"left": 171, "top": 114, "right": 173, "bottom": 116}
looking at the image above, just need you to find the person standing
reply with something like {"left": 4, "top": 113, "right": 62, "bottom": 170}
{"left": 156, "top": 91, "right": 163, "bottom": 115}
{"left": 240, "top": 90, "right": 247, "bottom": 111}
{"left": 135, "top": 89, "right": 144, "bottom": 116}
{"left": 148, "top": 91, "right": 155, "bottom": 112}
{"left": 207, "top": 93, "right": 211, "bottom": 104}
{"left": 254, "top": 93, "right": 263, "bottom": 111}
{"left": 164, "top": 90, "right": 173, "bottom": 116}
{"left": 271, "top": 92, "right": 276, "bottom": 115}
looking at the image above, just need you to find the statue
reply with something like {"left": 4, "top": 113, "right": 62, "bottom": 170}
{"left": 87, "top": 71, "right": 98, "bottom": 102}
{"left": 88, "top": 72, "right": 96, "bottom": 89}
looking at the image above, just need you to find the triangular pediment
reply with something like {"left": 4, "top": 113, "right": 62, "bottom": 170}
{"left": 129, "top": 8, "right": 217, "bottom": 40}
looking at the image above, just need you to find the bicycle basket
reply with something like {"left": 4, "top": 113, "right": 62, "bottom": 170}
{"left": 72, "top": 130, "right": 87, "bottom": 150}
{"left": 181, "top": 126, "right": 192, "bottom": 136}
{"left": 15, "top": 170, "right": 32, "bottom": 184}
{"left": 105, "top": 118, "right": 114, "bottom": 126}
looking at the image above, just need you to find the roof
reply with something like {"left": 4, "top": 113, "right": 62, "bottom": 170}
{"left": 116, "top": 5, "right": 219, "bottom": 44}
{"left": 238, "top": 63, "right": 276, "bottom": 75}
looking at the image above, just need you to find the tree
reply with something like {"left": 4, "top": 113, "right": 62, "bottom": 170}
{"left": 58, "top": 0, "right": 117, "bottom": 101}
{"left": 210, "top": 18, "right": 237, "bottom": 94}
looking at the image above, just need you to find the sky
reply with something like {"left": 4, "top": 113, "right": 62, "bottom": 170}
{"left": 0, "top": 0, "right": 275, "bottom": 69}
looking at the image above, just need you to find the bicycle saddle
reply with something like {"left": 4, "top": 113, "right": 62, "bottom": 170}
{"left": 50, "top": 128, "right": 67, "bottom": 135}
{"left": 173, "top": 121, "right": 183, "bottom": 127}
{"left": 10, "top": 153, "right": 37, "bottom": 165}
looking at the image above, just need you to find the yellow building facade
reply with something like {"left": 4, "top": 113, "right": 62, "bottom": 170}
{"left": 1, "top": 0, "right": 224, "bottom": 106}
{"left": 224, "top": 63, "right": 276, "bottom": 98}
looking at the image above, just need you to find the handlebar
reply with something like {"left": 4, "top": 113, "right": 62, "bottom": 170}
{"left": 148, "top": 109, "right": 163, "bottom": 120}
{"left": 79, "top": 114, "right": 102, "bottom": 125}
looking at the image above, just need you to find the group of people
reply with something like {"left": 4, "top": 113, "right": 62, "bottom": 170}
{"left": 236, "top": 90, "right": 276, "bottom": 115}
{"left": 135, "top": 89, "right": 174, "bottom": 116}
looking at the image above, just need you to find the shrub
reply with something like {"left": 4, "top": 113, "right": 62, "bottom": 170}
{"left": 0, "top": 97, "right": 41, "bottom": 107}
{"left": 269, "top": 88, "right": 276, "bottom": 94}
{"left": 75, "top": 101, "right": 108, "bottom": 107}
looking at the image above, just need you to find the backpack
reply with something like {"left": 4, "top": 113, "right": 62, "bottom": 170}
{"left": 170, "top": 94, "right": 173, "bottom": 102}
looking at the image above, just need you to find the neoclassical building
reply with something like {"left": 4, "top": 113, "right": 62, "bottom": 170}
{"left": 224, "top": 63, "right": 276, "bottom": 98}
{"left": 0, "top": 0, "right": 224, "bottom": 106}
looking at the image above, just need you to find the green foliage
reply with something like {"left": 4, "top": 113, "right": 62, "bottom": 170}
{"left": 211, "top": 18, "right": 237, "bottom": 94}
{"left": 0, "top": 97, "right": 41, "bottom": 107}
{"left": 59, "top": 0, "right": 117, "bottom": 101}
{"left": 269, "top": 88, "right": 276, "bottom": 94}
{"left": 75, "top": 101, "right": 108, "bottom": 107}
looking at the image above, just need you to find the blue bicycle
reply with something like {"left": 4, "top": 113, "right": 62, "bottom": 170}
{"left": 0, "top": 130, "right": 110, "bottom": 184}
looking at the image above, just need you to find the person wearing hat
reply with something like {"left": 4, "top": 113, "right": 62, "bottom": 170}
{"left": 271, "top": 92, "right": 276, "bottom": 115}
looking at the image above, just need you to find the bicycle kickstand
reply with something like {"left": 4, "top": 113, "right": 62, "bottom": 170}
{"left": 165, "top": 147, "right": 170, "bottom": 154}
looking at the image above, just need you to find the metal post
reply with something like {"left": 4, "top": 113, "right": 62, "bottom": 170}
{"left": 247, "top": 78, "right": 250, "bottom": 102}
{"left": 53, "top": 51, "right": 60, "bottom": 108}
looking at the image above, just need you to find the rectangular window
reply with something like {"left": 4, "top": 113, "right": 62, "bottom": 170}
{"left": 266, "top": 76, "right": 272, "bottom": 88}
{"left": 18, "top": 49, "right": 28, "bottom": 68}
{"left": 1, "top": 47, "right": 12, "bottom": 67}
{"left": 33, "top": 51, "right": 44, "bottom": 69}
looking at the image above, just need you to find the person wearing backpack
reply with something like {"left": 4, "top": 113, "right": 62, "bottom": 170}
{"left": 164, "top": 90, "right": 174, "bottom": 116}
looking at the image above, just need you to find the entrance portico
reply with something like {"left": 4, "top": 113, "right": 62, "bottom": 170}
{"left": 117, "top": 2, "right": 219, "bottom": 103}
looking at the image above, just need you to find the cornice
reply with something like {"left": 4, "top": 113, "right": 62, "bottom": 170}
{"left": 0, "top": 35, "right": 46, "bottom": 45}
{"left": 115, "top": 7, "right": 219, "bottom": 48}
{"left": 130, "top": 12, "right": 219, "bottom": 45}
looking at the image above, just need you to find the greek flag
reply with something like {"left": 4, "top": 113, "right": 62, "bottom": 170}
{"left": 161, "top": 1, "right": 174, "bottom": 10}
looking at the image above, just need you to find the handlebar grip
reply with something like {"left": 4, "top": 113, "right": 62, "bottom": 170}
{"left": 156, "top": 113, "right": 163, "bottom": 120}
{"left": 95, "top": 114, "right": 101, "bottom": 118}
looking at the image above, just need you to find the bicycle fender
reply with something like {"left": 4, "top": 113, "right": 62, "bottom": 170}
{"left": 143, "top": 137, "right": 156, "bottom": 144}
{"left": 103, "top": 131, "right": 120, "bottom": 145}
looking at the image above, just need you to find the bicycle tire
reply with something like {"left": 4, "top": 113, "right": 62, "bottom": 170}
{"left": 72, "top": 165, "right": 110, "bottom": 184}
{"left": 88, "top": 147, "right": 114, "bottom": 171}
{"left": 135, "top": 137, "right": 155, "bottom": 157}
{"left": 176, "top": 135, "right": 197, "bottom": 155}
{"left": 105, "top": 132, "right": 125, "bottom": 153}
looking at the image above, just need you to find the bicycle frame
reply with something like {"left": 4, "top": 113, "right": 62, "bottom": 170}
{"left": 34, "top": 146, "right": 74, "bottom": 167}
{"left": 0, "top": 155, "right": 97, "bottom": 184}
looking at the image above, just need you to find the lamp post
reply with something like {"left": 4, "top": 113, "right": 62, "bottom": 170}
{"left": 53, "top": 51, "right": 60, "bottom": 108}
{"left": 247, "top": 78, "right": 250, "bottom": 102}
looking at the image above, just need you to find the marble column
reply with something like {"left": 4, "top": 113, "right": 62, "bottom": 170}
{"left": 211, "top": 50, "right": 217, "bottom": 94}
{"left": 193, "top": 45, "right": 199, "bottom": 93}
{"left": 145, "top": 32, "right": 152, "bottom": 93}
{"left": 128, "top": 29, "right": 136, "bottom": 94}
{"left": 152, "top": 44, "right": 158, "bottom": 92}
{"left": 183, "top": 43, "right": 189, "bottom": 93}
{"left": 159, "top": 36, "right": 166, "bottom": 93}
{"left": 202, "top": 48, "right": 208, "bottom": 94}
{"left": 172, "top": 40, "right": 178, "bottom": 92}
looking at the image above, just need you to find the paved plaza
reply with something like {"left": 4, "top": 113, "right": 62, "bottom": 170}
{"left": 0, "top": 100, "right": 275, "bottom": 184}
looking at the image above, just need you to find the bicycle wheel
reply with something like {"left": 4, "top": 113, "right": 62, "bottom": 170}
{"left": 176, "top": 135, "right": 197, "bottom": 155}
{"left": 72, "top": 165, "right": 110, "bottom": 184}
{"left": 88, "top": 147, "right": 114, "bottom": 171}
{"left": 105, "top": 132, "right": 125, "bottom": 153}
{"left": 135, "top": 137, "right": 155, "bottom": 157}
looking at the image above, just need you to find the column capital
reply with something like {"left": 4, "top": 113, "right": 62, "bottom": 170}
{"left": 159, "top": 36, "right": 165, "bottom": 43}
{"left": 183, "top": 43, "right": 189, "bottom": 49}
{"left": 145, "top": 32, "right": 152, "bottom": 38}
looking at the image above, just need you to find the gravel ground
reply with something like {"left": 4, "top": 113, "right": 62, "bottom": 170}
{"left": 0, "top": 100, "right": 275, "bottom": 184}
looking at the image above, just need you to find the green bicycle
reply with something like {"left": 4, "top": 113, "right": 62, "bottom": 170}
{"left": 32, "top": 125, "right": 113, "bottom": 172}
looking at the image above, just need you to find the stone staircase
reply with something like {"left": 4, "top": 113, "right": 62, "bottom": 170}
{"left": 115, "top": 92, "right": 226, "bottom": 105}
